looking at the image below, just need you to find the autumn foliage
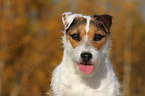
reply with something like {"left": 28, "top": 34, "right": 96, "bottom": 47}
{"left": 0, "top": 0, "right": 145, "bottom": 96}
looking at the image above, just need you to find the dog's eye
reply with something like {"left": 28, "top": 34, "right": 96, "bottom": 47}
{"left": 94, "top": 34, "right": 105, "bottom": 41}
{"left": 70, "top": 33, "right": 81, "bottom": 41}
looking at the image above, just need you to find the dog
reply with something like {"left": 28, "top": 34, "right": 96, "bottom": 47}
{"left": 50, "top": 12, "right": 120, "bottom": 96}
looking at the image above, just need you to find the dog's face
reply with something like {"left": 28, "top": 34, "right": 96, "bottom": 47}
{"left": 62, "top": 12, "right": 113, "bottom": 77}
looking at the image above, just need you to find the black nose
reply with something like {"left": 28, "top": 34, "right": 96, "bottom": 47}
{"left": 81, "top": 52, "right": 92, "bottom": 62}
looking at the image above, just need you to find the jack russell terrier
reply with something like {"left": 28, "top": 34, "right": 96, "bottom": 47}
{"left": 50, "top": 12, "right": 120, "bottom": 96}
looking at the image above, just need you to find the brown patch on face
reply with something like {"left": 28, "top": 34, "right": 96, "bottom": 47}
{"left": 66, "top": 16, "right": 108, "bottom": 49}
{"left": 66, "top": 17, "right": 86, "bottom": 33}
{"left": 67, "top": 23, "right": 86, "bottom": 48}
{"left": 88, "top": 24, "right": 107, "bottom": 50}
{"left": 91, "top": 15, "right": 113, "bottom": 33}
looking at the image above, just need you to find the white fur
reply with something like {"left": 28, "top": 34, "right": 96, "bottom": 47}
{"left": 62, "top": 12, "right": 83, "bottom": 30}
{"left": 50, "top": 12, "right": 120, "bottom": 96}
{"left": 84, "top": 16, "right": 91, "bottom": 33}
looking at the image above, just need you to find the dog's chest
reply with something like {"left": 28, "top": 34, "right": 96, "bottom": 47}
{"left": 63, "top": 80, "right": 97, "bottom": 96}
{"left": 51, "top": 62, "right": 118, "bottom": 96}
{"left": 60, "top": 73, "right": 106, "bottom": 96}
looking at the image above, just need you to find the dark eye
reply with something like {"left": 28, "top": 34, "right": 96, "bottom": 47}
{"left": 94, "top": 34, "right": 105, "bottom": 41}
{"left": 70, "top": 33, "right": 81, "bottom": 41}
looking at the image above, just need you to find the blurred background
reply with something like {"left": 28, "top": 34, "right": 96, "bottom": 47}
{"left": 0, "top": 0, "right": 145, "bottom": 96}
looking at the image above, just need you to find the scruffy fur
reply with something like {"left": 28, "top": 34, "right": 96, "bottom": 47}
{"left": 50, "top": 12, "right": 120, "bottom": 96}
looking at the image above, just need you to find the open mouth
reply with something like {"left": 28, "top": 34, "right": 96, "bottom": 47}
{"left": 78, "top": 62, "right": 94, "bottom": 74}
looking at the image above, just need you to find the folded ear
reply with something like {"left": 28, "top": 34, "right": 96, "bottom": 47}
{"left": 93, "top": 14, "right": 113, "bottom": 33}
{"left": 62, "top": 12, "right": 83, "bottom": 30}
{"left": 62, "top": 12, "right": 74, "bottom": 29}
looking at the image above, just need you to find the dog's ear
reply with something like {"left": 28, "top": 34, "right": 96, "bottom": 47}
{"left": 93, "top": 14, "right": 113, "bottom": 33}
{"left": 62, "top": 12, "right": 83, "bottom": 30}
{"left": 62, "top": 12, "right": 75, "bottom": 30}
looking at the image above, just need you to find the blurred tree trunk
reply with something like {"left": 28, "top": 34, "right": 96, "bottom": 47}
{"left": 0, "top": 0, "right": 10, "bottom": 95}
{"left": 10, "top": 84, "right": 20, "bottom": 96}
{"left": 0, "top": 60, "right": 4, "bottom": 96}
{"left": 10, "top": 64, "right": 37, "bottom": 96}
{"left": 122, "top": 1, "right": 132, "bottom": 96}
{"left": 3, "top": 0, "right": 10, "bottom": 18}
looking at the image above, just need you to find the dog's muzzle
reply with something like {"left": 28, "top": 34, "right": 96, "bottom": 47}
{"left": 79, "top": 52, "right": 94, "bottom": 75}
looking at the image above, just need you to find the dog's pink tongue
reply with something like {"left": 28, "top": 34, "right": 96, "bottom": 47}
{"left": 79, "top": 64, "right": 94, "bottom": 74}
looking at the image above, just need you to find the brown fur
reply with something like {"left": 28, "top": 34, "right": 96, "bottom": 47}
{"left": 67, "top": 23, "right": 86, "bottom": 48}
{"left": 88, "top": 24, "right": 107, "bottom": 50}
{"left": 66, "top": 17, "right": 107, "bottom": 49}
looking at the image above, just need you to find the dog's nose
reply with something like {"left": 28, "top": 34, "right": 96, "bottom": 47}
{"left": 81, "top": 52, "right": 92, "bottom": 62}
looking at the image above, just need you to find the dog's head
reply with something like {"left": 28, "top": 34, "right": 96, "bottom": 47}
{"left": 62, "top": 12, "right": 113, "bottom": 77}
